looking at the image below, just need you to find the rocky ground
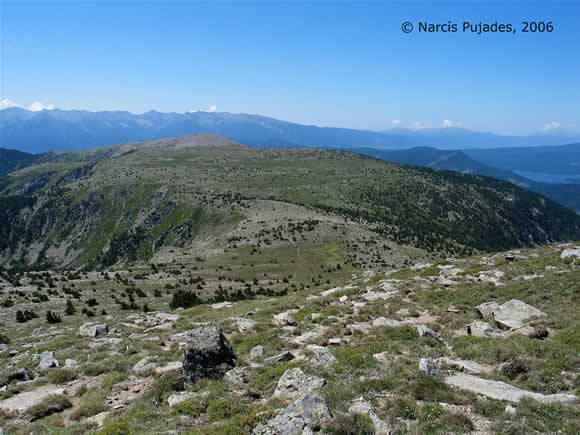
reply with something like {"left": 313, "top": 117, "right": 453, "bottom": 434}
{"left": 0, "top": 244, "right": 579, "bottom": 434}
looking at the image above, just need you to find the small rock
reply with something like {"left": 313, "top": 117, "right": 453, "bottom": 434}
{"left": 349, "top": 399, "right": 391, "bottom": 434}
{"left": 272, "top": 368, "right": 325, "bottom": 401}
{"left": 419, "top": 358, "right": 438, "bottom": 376}
{"left": 155, "top": 361, "right": 183, "bottom": 374}
{"left": 505, "top": 404, "right": 517, "bottom": 415}
{"left": 372, "top": 317, "right": 402, "bottom": 328}
{"left": 224, "top": 367, "right": 248, "bottom": 385}
{"left": 467, "top": 320, "right": 498, "bottom": 337}
{"left": 167, "top": 391, "right": 208, "bottom": 408}
{"left": 272, "top": 311, "right": 297, "bottom": 327}
{"left": 305, "top": 345, "right": 336, "bottom": 368}
{"left": 253, "top": 392, "right": 330, "bottom": 435}
{"left": 64, "top": 359, "right": 78, "bottom": 369}
{"left": 560, "top": 247, "right": 580, "bottom": 259}
{"left": 132, "top": 357, "right": 157, "bottom": 374}
{"left": 86, "top": 411, "right": 110, "bottom": 427}
{"left": 264, "top": 351, "right": 294, "bottom": 364}
{"left": 250, "top": 345, "right": 265, "bottom": 360}
{"left": 38, "top": 352, "right": 59, "bottom": 369}
{"left": 236, "top": 318, "right": 257, "bottom": 334}
{"left": 79, "top": 322, "right": 108, "bottom": 338}
{"left": 476, "top": 302, "right": 499, "bottom": 319}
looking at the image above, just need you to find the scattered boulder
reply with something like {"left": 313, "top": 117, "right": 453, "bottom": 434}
{"left": 253, "top": 392, "right": 330, "bottom": 435}
{"left": 348, "top": 399, "right": 390, "bottom": 434}
{"left": 445, "top": 374, "right": 577, "bottom": 404}
{"left": 223, "top": 367, "right": 248, "bottom": 385}
{"left": 273, "top": 311, "right": 297, "bottom": 327}
{"left": 38, "top": 352, "right": 59, "bottom": 369}
{"left": 372, "top": 317, "right": 403, "bottom": 328}
{"left": 435, "top": 357, "right": 485, "bottom": 375}
{"left": 492, "top": 300, "right": 546, "bottom": 330}
{"left": 132, "top": 357, "right": 157, "bottom": 374}
{"left": 62, "top": 359, "right": 78, "bottom": 369}
{"left": 272, "top": 368, "right": 325, "bottom": 401}
{"left": 419, "top": 358, "right": 438, "bottom": 376}
{"left": 305, "top": 345, "right": 337, "bottom": 368}
{"left": 505, "top": 255, "right": 528, "bottom": 262}
{"left": 560, "top": 247, "right": 580, "bottom": 259}
{"left": 264, "top": 351, "right": 294, "bottom": 364}
{"left": 167, "top": 391, "right": 208, "bottom": 408}
{"left": 0, "top": 385, "right": 65, "bottom": 414}
{"left": 182, "top": 327, "right": 236, "bottom": 384}
{"left": 250, "top": 345, "right": 265, "bottom": 360}
{"left": 155, "top": 361, "right": 183, "bottom": 374}
{"left": 467, "top": 320, "right": 499, "bottom": 338}
{"left": 236, "top": 318, "right": 257, "bottom": 334}
{"left": 476, "top": 302, "right": 499, "bottom": 319}
{"left": 86, "top": 411, "right": 111, "bottom": 428}
{"left": 79, "top": 322, "right": 108, "bottom": 338}
{"left": 6, "top": 368, "right": 34, "bottom": 383}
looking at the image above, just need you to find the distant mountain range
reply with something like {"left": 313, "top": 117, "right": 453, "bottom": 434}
{"left": 1, "top": 107, "right": 579, "bottom": 153}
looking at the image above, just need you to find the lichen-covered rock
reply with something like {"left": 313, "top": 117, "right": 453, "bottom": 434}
{"left": 272, "top": 368, "right": 325, "bottom": 401}
{"left": 305, "top": 345, "right": 336, "bottom": 368}
{"left": 182, "top": 326, "right": 236, "bottom": 384}
{"left": 492, "top": 300, "right": 546, "bottom": 330}
{"left": 253, "top": 392, "right": 330, "bottom": 435}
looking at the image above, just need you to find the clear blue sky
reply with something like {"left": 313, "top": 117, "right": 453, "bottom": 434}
{"left": 1, "top": 0, "right": 579, "bottom": 134}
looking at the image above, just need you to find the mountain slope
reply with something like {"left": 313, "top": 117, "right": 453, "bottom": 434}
{"left": 1, "top": 135, "right": 579, "bottom": 270}
{"left": 349, "top": 146, "right": 580, "bottom": 212}
{"left": 0, "top": 148, "right": 40, "bottom": 176}
{"left": 2, "top": 108, "right": 579, "bottom": 153}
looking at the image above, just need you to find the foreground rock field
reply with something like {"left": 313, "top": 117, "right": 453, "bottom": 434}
{"left": 0, "top": 243, "right": 579, "bottom": 434}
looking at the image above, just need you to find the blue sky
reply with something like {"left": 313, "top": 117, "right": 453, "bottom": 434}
{"left": 1, "top": 0, "right": 579, "bottom": 134}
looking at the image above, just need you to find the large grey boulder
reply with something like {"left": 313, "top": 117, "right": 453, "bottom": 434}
{"left": 445, "top": 374, "right": 577, "bottom": 404}
{"left": 253, "top": 392, "right": 330, "bottom": 435}
{"left": 272, "top": 368, "right": 325, "bottom": 401}
{"left": 492, "top": 300, "right": 546, "bottom": 330}
{"left": 182, "top": 327, "right": 236, "bottom": 384}
{"left": 79, "top": 322, "right": 108, "bottom": 337}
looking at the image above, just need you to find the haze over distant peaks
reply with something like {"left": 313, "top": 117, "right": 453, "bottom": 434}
{"left": 1, "top": 107, "right": 579, "bottom": 153}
